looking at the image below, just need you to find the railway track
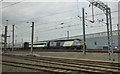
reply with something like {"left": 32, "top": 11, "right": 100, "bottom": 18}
{"left": 5, "top": 49, "right": 120, "bottom": 53}
{"left": 2, "top": 54, "right": 120, "bottom": 74}
{"left": 2, "top": 60, "right": 73, "bottom": 74}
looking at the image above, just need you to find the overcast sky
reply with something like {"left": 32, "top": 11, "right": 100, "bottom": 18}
{"left": 0, "top": 0, "right": 119, "bottom": 43}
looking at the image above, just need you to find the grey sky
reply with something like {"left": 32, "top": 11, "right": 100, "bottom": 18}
{"left": 1, "top": 0, "right": 119, "bottom": 43}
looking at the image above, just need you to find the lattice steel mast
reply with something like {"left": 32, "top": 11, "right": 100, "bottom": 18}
{"left": 88, "top": 0, "right": 114, "bottom": 61}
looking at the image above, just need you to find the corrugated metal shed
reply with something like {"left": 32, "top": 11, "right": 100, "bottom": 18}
{"left": 57, "top": 30, "right": 118, "bottom": 49}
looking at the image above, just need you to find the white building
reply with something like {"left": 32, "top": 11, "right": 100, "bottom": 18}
{"left": 57, "top": 30, "right": 119, "bottom": 49}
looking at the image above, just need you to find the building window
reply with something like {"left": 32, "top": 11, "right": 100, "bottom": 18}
{"left": 94, "top": 41, "right": 97, "bottom": 45}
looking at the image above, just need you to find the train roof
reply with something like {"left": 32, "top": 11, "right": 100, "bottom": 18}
{"left": 25, "top": 39, "right": 82, "bottom": 44}
{"left": 38, "top": 39, "right": 82, "bottom": 42}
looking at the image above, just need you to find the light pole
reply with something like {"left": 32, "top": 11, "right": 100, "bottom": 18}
{"left": 27, "top": 22, "right": 34, "bottom": 54}
{"left": 31, "top": 22, "right": 34, "bottom": 54}
{"left": 60, "top": 23, "right": 70, "bottom": 40}
{"left": 12, "top": 24, "right": 14, "bottom": 51}
{"left": 117, "top": 24, "right": 120, "bottom": 50}
{"left": 117, "top": 24, "right": 120, "bottom": 66}
{"left": 77, "top": 8, "right": 86, "bottom": 55}
{"left": 82, "top": 8, "right": 86, "bottom": 55}
{"left": 60, "top": 23, "right": 66, "bottom": 39}
{"left": 4, "top": 20, "right": 8, "bottom": 52}
{"left": 67, "top": 31, "right": 69, "bottom": 40}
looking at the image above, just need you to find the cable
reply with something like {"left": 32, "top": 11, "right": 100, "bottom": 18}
{"left": 17, "top": 22, "right": 118, "bottom": 41}
{"left": 35, "top": 19, "right": 80, "bottom": 33}
{"left": 33, "top": 10, "right": 119, "bottom": 26}
{"left": 31, "top": 12, "right": 115, "bottom": 28}
{"left": 15, "top": 14, "right": 118, "bottom": 37}
{"left": 35, "top": 23, "right": 118, "bottom": 37}
{"left": 4, "top": 2, "right": 118, "bottom": 36}
{"left": 76, "top": 0, "right": 80, "bottom": 16}
{"left": 0, "top": 0, "right": 3, "bottom": 2}
{"left": 1, "top": 0, "right": 24, "bottom": 9}
{"left": 1, "top": 0, "right": 119, "bottom": 25}
{"left": 35, "top": 21, "right": 118, "bottom": 35}
{"left": 16, "top": 9, "right": 119, "bottom": 25}
{"left": 18, "top": 15, "right": 118, "bottom": 35}
{"left": 4, "top": 5, "right": 118, "bottom": 27}
{"left": 7, "top": 8, "right": 78, "bottom": 25}
{"left": 35, "top": 17, "right": 77, "bottom": 29}
{"left": 15, "top": 18, "right": 80, "bottom": 37}
{"left": 27, "top": 8, "right": 78, "bottom": 21}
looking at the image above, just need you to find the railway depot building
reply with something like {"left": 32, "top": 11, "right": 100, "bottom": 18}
{"left": 58, "top": 30, "right": 118, "bottom": 49}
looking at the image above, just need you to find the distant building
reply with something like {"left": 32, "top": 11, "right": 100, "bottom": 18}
{"left": 57, "top": 30, "right": 118, "bottom": 49}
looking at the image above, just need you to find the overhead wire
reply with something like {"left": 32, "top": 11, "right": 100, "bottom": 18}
{"left": 32, "top": 9, "right": 119, "bottom": 34}
{"left": 34, "top": 15, "right": 118, "bottom": 34}
{"left": 35, "top": 15, "right": 118, "bottom": 39}
{"left": 15, "top": 8, "right": 119, "bottom": 27}
{"left": 3, "top": 1, "right": 118, "bottom": 39}
{"left": 2, "top": 1, "right": 117, "bottom": 25}
{"left": 1, "top": 0, "right": 119, "bottom": 23}
{"left": 5, "top": 7, "right": 79, "bottom": 25}
{"left": 35, "top": 23, "right": 118, "bottom": 37}
{"left": 35, "top": 18, "right": 81, "bottom": 33}
{"left": 2, "top": 1, "right": 118, "bottom": 29}
{"left": 1, "top": 0, "right": 25, "bottom": 9}
{"left": 26, "top": 8, "right": 79, "bottom": 22}
{"left": 16, "top": 12, "right": 119, "bottom": 38}
{"left": 0, "top": 0, "right": 3, "bottom": 2}
{"left": 35, "top": 17, "right": 77, "bottom": 29}
{"left": 34, "top": 9, "right": 119, "bottom": 26}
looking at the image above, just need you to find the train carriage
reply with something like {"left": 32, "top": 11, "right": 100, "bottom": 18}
{"left": 24, "top": 39, "right": 83, "bottom": 50}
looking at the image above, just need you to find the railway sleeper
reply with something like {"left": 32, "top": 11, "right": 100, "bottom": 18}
{"left": 2, "top": 54, "right": 120, "bottom": 73}
{"left": 2, "top": 60, "right": 120, "bottom": 74}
